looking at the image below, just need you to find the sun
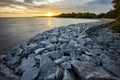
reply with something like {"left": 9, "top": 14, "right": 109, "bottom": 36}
{"left": 46, "top": 12, "right": 55, "bottom": 17}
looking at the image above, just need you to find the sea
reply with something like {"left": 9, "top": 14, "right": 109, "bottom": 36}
{"left": 0, "top": 17, "right": 99, "bottom": 54}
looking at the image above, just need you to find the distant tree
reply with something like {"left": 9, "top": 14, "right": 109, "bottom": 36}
{"left": 58, "top": 12, "right": 96, "bottom": 18}
{"left": 105, "top": 10, "right": 117, "bottom": 18}
{"left": 112, "top": 0, "right": 120, "bottom": 17}
{"left": 112, "top": 0, "right": 120, "bottom": 32}
{"left": 97, "top": 13, "right": 106, "bottom": 18}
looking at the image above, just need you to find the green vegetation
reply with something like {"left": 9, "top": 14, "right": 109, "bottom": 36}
{"left": 58, "top": 12, "right": 97, "bottom": 18}
{"left": 112, "top": 0, "right": 120, "bottom": 32}
{"left": 58, "top": 0, "right": 120, "bottom": 32}
{"left": 57, "top": 11, "right": 118, "bottom": 19}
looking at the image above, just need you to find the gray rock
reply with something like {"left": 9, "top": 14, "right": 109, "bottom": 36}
{"left": 4, "top": 54, "right": 13, "bottom": 62}
{"left": 61, "top": 62, "right": 71, "bottom": 69}
{"left": 39, "top": 41, "right": 51, "bottom": 46}
{"left": 89, "top": 49, "right": 104, "bottom": 55}
{"left": 70, "top": 60, "right": 96, "bottom": 80}
{"left": 60, "top": 43, "right": 70, "bottom": 51}
{"left": 14, "top": 48, "right": 23, "bottom": 56}
{"left": 6, "top": 56, "right": 20, "bottom": 69}
{"left": 55, "top": 67, "right": 64, "bottom": 80}
{"left": 34, "top": 48, "right": 46, "bottom": 54}
{"left": 19, "top": 54, "right": 36, "bottom": 72}
{"left": 21, "top": 67, "right": 39, "bottom": 80}
{"left": 40, "top": 56, "right": 57, "bottom": 77}
{"left": 35, "top": 54, "right": 41, "bottom": 60}
{"left": 44, "top": 51, "right": 63, "bottom": 60}
{"left": 44, "top": 73, "right": 56, "bottom": 80}
{"left": 79, "top": 54, "right": 97, "bottom": 66}
{"left": 58, "top": 37, "right": 69, "bottom": 43}
{"left": 69, "top": 40, "right": 78, "bottom": 48}
{"left": 49, "top": 36, "right": 58, "bottom": 43}
{"left": 45, "top": 44, "right": 55, "bottom": 51}
{"left": 86, "top": 67, "right": 118, "bottom": 80}
{"left": 76, "top": 37, "right": 86, "bottom": 46}
{"left": 62, "top": 70, "right": 76, "bottom": 80}
{"left": 0, "top": 55, "right": 5, "bottom": 64}
{"left": 54, "top": 56, "right": 70, "bottom": 65}
{"left": 0, "top": 64, "right": 20, "bottom": 80}
{"left": 100, "top": 54, "right": 120, "bottom": 77}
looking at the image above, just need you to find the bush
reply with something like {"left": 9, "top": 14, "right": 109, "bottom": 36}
{"left": 113, "top": 16, "right": 120, "bottom": 32}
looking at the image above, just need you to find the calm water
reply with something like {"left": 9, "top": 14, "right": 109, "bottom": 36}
{"left": 0, "top": 17, "right": 99, "bottom": 54}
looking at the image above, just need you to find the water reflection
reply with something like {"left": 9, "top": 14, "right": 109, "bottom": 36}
{"left": 47, "top": 18, "right": 53, "bottom": 29}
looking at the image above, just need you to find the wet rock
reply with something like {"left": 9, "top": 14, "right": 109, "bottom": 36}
{"left": 21, "top": 67, "right": 39, "bottom": 80}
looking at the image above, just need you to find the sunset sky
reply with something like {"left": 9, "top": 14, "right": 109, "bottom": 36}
{"left": 0, "top": 0, "right": 113, "bottom": 17}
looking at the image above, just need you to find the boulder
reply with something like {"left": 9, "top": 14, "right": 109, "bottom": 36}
{"left": 44, "top": 73, "right": 56, "bottom": 80}
{"left": 0, "top": 55, "right": 5, "bottom": 64}
{"left": 44, "top": 51, "right": 63, "bottom": 60}
{"left": 45, "top": 44, "right": 55, "bottom": 51}
{"left": 39, "top": 56, "right": 57, "bottom": 77}
{"left": 34, "top": 48, "right": 46, "bottom": 54}
{"left": 86, "top": 67, "right": 118, "bottom": 80}
{"left": 21, "top": 67, "right": 39, "bottom": 80}
{"left": 6, "top": 56, "right": 20, "bottom": 69}
{"left": 70, "top": 60, "right": 96, "bottom": 80}
{"left": 18, "top": 54, "right": 36, "bottom": 73}
{"left": 89, "top": 49, "right": 104, "bottom": 56}
{"left": 100, "top": 54, "right": 120, "bottom": 77}
{"left": 54, "top": 56, "right": 70, "bottom": 65}
{"left": 0, "top": 64, "right": 20, "bottom": 80}
{"left": 55, "top": 67, "right": 64, "bottom": 80}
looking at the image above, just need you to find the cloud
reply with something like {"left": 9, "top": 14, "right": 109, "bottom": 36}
{"left": 84, "top": 0, "right": 113, "bottom": 13}
{"left": 0, "top": 0, "right": 113, "bottom": 15}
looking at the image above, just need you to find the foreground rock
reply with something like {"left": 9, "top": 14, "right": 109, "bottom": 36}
{"left": 0, "top": 20, "right": 120, "bottom": 80}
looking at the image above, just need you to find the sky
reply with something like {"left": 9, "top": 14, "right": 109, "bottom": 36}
{"left": 0, "top": 0, "right": 113, "bottom": 17}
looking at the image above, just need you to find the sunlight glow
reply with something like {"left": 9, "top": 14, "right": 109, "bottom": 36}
{"left": 46, "top": 12, "right": 55, "bottom": 17}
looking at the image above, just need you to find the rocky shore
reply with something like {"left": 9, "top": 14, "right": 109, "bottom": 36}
{"left": 0, "top": 20, "right": 120, "bottom": 80}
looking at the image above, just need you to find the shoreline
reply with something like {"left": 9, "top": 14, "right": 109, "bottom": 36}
{"left": 0, "top": 19, "right": 120, "bottom": 80}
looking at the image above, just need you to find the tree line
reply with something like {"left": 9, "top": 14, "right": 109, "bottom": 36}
{"left": 58, "top": 12, "right": 117, "bottom": 19}
{"left": 57, "top": 0, "right": 120, "bottom": 32}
